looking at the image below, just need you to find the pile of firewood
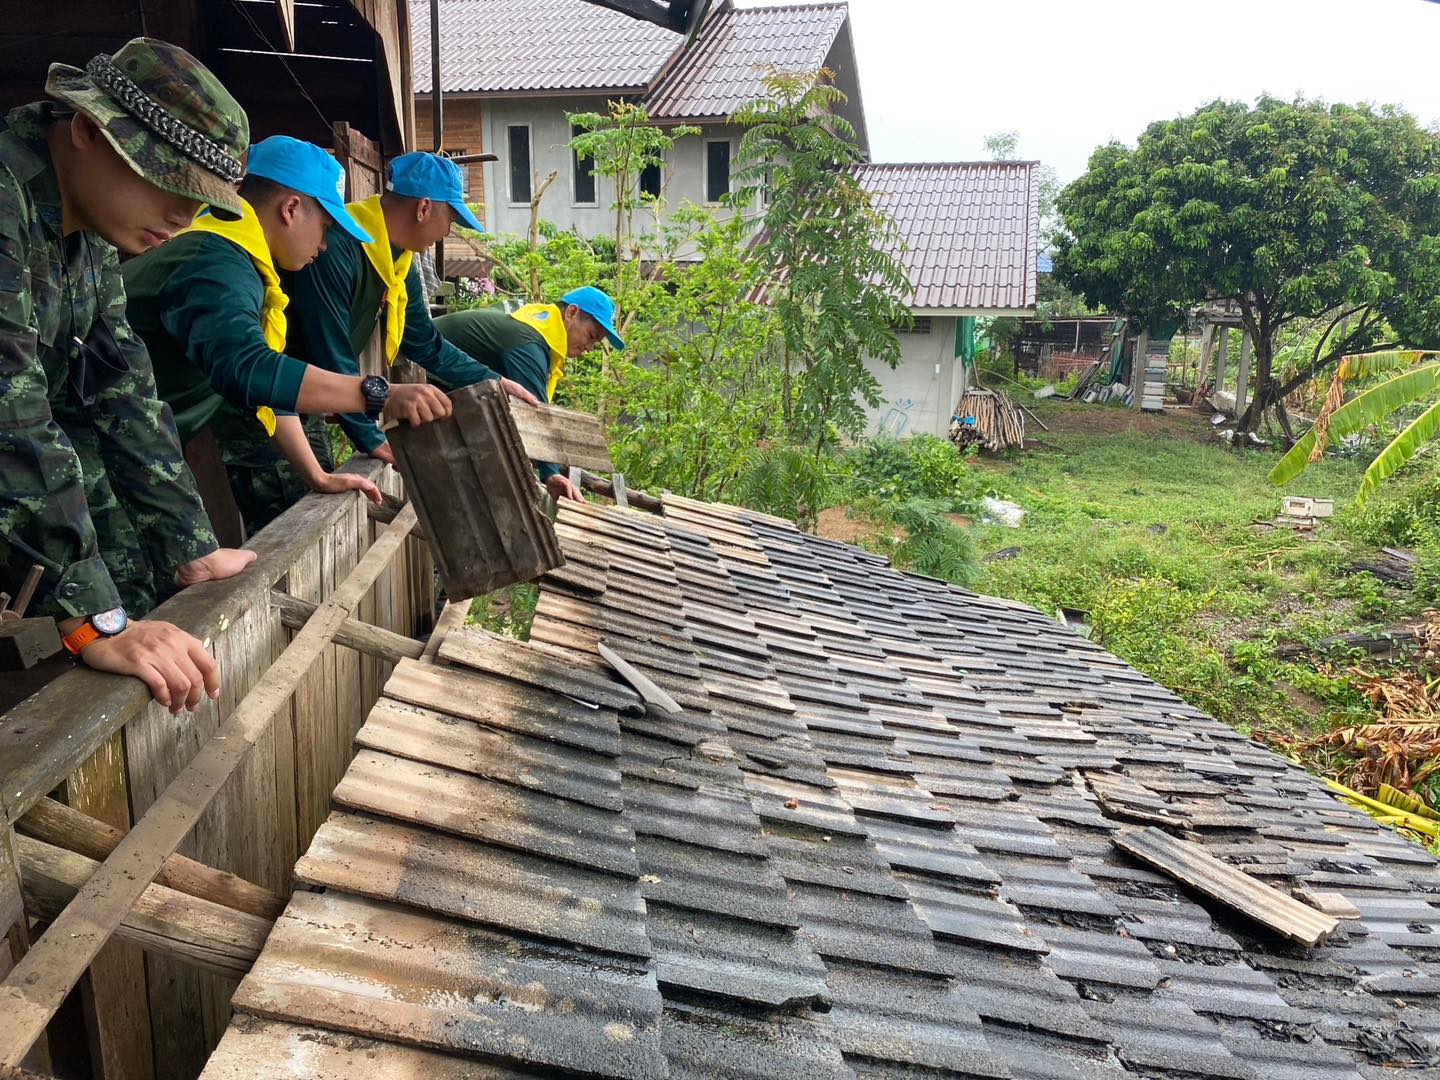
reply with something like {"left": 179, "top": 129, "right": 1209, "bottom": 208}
{"left": 949, "top": 388, "right": 1025, "bottom": 453}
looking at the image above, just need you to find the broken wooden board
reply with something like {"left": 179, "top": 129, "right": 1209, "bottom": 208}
{"left": 230, "top": 891, "right": 666, "bottom": 1079}
{"left": 1113, "top": 827, "right": 1339, "bottom": 946}
{"left": 507, "top": 399, "right": 614, "bottom": 472}
{"left": 1084, "top": 770, "right": 1191, "bottom": 827}
{"left": 390, "top": 380, "right": 563, "bottom": 599}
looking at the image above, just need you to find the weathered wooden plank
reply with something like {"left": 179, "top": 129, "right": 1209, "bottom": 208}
{"left": 271, "top": 590, "right": 423, "bottom": 665}
{"left": 381, "top": 657, "right": 620, "bottom": 756}
{"left": 1112, "top": 827, "right": 1338, "bottom": 946}
{"left": 597, "top": 642, "right": 681, "bottom": 716}
{"left": 390, "top": 381, "right": 563, "bottom": 599}
{"left": 507, "top": 399, "right": 614, "bottom": 472}
{"left": 0, "top": 506, "right": 416, "bottom": 1067}
{"left": 0, "top": 832, "right": 19, "bottom": 935}
{"left": 17, "top": 799, "right": 283, "bottom": 921}
{"left": 63, "top": 734, "right": 156, "bottom": 1080}
{"left": 16, "top": 837, "right": 269, "bottom": 980}
{"left": 439, "top": 627, "right": 644, "bottom": 716}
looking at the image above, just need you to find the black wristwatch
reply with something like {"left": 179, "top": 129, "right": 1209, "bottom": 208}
{"left": 360, "top": 374, "right": 390, "bottom": 420}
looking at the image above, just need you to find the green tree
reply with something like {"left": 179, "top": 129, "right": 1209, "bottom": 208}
{"left": 734, "top": 69, "right": 912, "bottom": 453}
{"left": 1054, "top": 97, "right": 1440, "bottom": 435}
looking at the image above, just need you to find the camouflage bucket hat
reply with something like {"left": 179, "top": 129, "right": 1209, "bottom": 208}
{"left": 45, "top": 37, "right": 249, "bottom": 216}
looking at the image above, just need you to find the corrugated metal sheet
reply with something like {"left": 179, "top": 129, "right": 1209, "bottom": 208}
{"left": 854, "top": 162, "right": 1039, "bottom": 312}
{"left": 646, "top": 3, "right": 848, "bottom": 119}
{"left": 411, "top": 0, "right": 676, "bottom": 94}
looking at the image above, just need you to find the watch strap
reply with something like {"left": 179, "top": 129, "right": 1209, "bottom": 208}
{"left": 62, "top": 621, "right": 103, "bottom": 656}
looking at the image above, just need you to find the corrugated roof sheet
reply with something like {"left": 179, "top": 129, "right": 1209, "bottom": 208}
{"left": 210, "top": 487, "right": 1440, "bottom": 1078}
{"left": 856, "top": 161, "right": 1040, "bottom": 312}
{"left": 646, "top": 3, "right": 848, "bottom": 119}
{"left": 411, "top": 0, "right": 677, "bottom": 94}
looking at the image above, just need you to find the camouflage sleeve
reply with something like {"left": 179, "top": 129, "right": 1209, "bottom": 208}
{"left": 89, "top": 243, "right": 219, "bottom": 581}
{"left": 0, "top": 173, "right": 123, "bottom": 619}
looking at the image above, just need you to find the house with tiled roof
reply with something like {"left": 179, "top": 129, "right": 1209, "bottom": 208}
{"left": 412, "top": 0, "right": 1038, "bottom": 439}
{"left": 412, "top": 0, "right": 866, "bottom": 235}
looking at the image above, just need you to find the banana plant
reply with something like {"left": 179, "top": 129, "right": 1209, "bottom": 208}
{"left": 1269, "top": 350, "right": 1440, "bottom": 503}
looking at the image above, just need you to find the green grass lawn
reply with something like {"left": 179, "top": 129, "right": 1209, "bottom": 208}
{"left": 970, "top": 402, "right": 1432, "bottom": 754}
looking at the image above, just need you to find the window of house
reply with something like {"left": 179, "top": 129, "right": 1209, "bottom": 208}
{"left": 639, "top": 160, "right": 662, "bottom": 199}
{"left": 761, "top": 162, "right": 774, "bottom": 207}
{"left": 571, "top": 125, "right": 596, "bottom": 205}
{"left": 444, "top": 148, "right": 470, "bottom": 197}
{"left": 507, "top": 124, "right": 532, "bottom": 204}
{"left": 705, "top": 139, "right": 731, "bottom": 203}
{"left": 900, "top": 318, "right": 932, "bottom": 335}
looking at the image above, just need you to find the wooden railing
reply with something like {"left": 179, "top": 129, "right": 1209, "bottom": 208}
{"left": 0, "top": 458, "right": 433, "bottom": 1080}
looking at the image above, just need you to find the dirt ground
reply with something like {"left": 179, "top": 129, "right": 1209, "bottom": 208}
{"left": 816, "top": 506, "right": 904, "bottom": 546}
{"left": 1026, "top": 401, "right": 1218, "bottom": 444}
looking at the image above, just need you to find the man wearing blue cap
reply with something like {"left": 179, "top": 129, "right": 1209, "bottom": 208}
{"left": 434, "top": 286, "right": 624, "bottom": 501}
{"left": 285, "top": 151, "right": 538, "bottom": 476}
{"left": 124, "top": 136, "right": 455, "bottom": 532}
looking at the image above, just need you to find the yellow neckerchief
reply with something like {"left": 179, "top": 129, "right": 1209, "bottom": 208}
{"left": 509, "top": 303, "right": 568, "bottom": 400}
{"left": 348, "top": 195, "right": 412, "bottom": 364}
{"left": 180, "top": 198, "right": 285, "bottom": 435}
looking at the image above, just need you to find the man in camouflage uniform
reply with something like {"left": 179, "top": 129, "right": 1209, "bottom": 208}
{"left": 0, "top": 38, "right": 256, "bottom": 713}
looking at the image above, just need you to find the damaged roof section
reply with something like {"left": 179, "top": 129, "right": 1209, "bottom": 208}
{"left": 207, "top": 493, "right": 1440, "bottom": 1077}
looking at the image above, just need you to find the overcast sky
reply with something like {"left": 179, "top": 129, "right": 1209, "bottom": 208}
{"left": 740, "top": 0, "right": 1440, "bottom": 182}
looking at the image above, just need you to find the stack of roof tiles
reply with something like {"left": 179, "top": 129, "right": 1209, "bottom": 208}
{"left": 204, "top": 495, "right": 1440, "bottom": 1079}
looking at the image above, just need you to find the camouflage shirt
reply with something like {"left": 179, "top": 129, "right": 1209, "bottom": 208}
{"left": 0, "top": 102, "right": 218, "bottom": 619}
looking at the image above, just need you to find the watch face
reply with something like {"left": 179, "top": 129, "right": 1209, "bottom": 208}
{"left": 91, "top": 607, "right": 129, "bottom": 636}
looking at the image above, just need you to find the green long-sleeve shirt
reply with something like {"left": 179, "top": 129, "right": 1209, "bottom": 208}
{"left": 0, "top": 103, "right": 217, "bottom": 619}
{"left": 433, "top": 306, "right": 561, "bottom": 481}
{"left": 122, "top": 232, "right": 309, "bottom": 445}
{"left": 285, "top": 227, "right": 499, "bottom": 453}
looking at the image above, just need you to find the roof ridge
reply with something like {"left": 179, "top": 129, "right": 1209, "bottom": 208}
{"left": 860, "top": 160, "right": 1041, "bottom": 168}
{"left": 728, "top": 0, "right": 848, "bottom": 12}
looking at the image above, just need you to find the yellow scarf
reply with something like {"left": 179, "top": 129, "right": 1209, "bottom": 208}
{"left": 180, "top": 198, "right": 285, "bottom": 436}
{"left": 348, "top": 195, "right": 412, "bottom": 364}
{"left": 509, "top": 303, "right": 569, "bottom": 400}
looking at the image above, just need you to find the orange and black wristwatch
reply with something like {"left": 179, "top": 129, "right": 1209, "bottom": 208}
{"left": 61, "top": 607, "right": 129, "bottom": 656}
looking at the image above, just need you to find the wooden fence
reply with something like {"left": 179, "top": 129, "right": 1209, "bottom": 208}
{"left": 0, "top": 459, "right": 433, "bottom": 1080}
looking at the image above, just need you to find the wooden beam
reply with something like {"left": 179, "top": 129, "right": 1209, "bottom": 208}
{"left": 577, "top": 472, "right": 663, "bottom": 513}
{"left": 15, "top": 836, "right": 269, "bottom": 981}
{"left": 597, "top": 641, "right": 680, "bottom": 715}
{"left": 271, "top": 591, "right": 424, "bottom": 666}
{"left": 0, "top": 505, "right": 416, "bottom": 1066}
{"left": 1113, "top": 827, "right": 1338, "bottom": 946}
{"left": 16, "top": 798, "right": 284, "bottom": 922}
{"left": 421, "top": 600, "right": 471, "bottom": 663}
{"left": 1236, "top": 331, "right": 1253, "bottom": 416}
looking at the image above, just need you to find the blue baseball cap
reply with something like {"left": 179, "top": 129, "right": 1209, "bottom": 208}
{"left": 244, "top": 136, "right": 372, "bottom": 243}
{"left": 387, "top": 152, "right": 485, "bottom": 233}
{"left": 562, "top": 286, "right": 624, "bottom": 351}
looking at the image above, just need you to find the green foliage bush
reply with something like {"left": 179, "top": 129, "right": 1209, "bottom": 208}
{"left": 840, "top": 435, "right": 988, "bottom": 511}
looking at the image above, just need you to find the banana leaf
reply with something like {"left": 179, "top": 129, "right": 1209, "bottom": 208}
{"left": 1337, "top": 349, "right": 1432, "bottom": 381}
{"left": 1326, "top": 778, "right": 1440, "bottom": 838}
{"left": 1357, "top": 397, "right": 1440, "bottom": 505}
{"left": 1269, "top": 362, "right": 1440, "bottom": 485}
{"left": 1378, "top": 782, "right": 1440, "bottom": 821}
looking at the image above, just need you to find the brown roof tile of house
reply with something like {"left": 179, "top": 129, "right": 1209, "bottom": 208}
{"left": 646, "top": 2, "right": 848, "bottom": 119}
{"left": 412, "top": 0, "right": 679, "bottom": 94}
{"left": 857, "top": 161, "right": 1040, "bottom": 313}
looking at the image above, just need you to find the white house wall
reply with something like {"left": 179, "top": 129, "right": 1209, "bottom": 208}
{"left": 865, "top": 317, "right": 965, "bottom": 439}
{"left": 479, "top": 97, "right": 756, "bottom": 245}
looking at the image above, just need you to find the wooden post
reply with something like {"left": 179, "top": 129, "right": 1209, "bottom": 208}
{"left": 611, "top": 474, "right": 629, "bottom": 510}
{"left": 1131, "top": 331, "right": 1148, "bottom": 411}
{"left": 62, "top": 737, "right": 155, "bottom": 1080}
{"left": 1193, "top": 324, "right": 1215, "bottom": 395}
{"left": 1236, "top": 332, "right": 1253, "bottom": 416}
{"left": 1213, "top": 327, "right": 1230, "bottom": 396}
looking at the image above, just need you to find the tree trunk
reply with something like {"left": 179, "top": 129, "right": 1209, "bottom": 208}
{"left": 1236, "top": 329, "right": 1275, "bottom": 436}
